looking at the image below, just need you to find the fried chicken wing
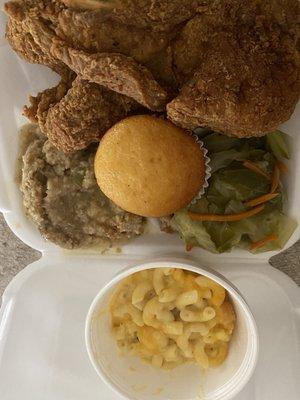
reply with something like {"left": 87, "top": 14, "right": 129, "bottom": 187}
{"left": 24, "top": 76, "right": 141, "bottom": 152}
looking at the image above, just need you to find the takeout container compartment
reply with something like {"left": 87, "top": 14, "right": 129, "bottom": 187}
{"left": 0, "top": 21, "right": 300, "bottom": 258}
{"left": 0, "top": 46, "right": 300, "bottom": 258}
{"left": 85, "top": 259, "right": 258, "bottom": 400}
{"left": 0, "top": 49, "right": 300, "bottom": 262}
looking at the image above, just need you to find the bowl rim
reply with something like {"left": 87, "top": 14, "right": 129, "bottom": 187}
{"left": 85, "top": 257, "right": 259, "bottom": 400}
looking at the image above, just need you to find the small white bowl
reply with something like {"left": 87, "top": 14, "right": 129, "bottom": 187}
{"left": 85, "top": 258, "right": 258, "bottom": 400}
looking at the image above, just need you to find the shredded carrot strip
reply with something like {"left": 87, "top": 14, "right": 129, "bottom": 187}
{"left": 276, "top": 160, "right": 288, "bottom": 174}
{"left": 244, "top": 193, "right": 279, "bottom": 207}
{"left": 271, "top": 165, "right": 280, "bottom": 193}
{"left": 186, "top": 244, "right": 193, "bottom": 252}
{"left": 188, "top": 205, "right": 265, "bottom": 222}
{"left": 250, "top": 234, "right": 279, "bottom": 250}
{"left": 243, "top": 160, "right": 271, "bottom": 180}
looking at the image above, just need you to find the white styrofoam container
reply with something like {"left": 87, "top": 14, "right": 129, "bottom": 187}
{"left": 0, "top": 5, "right": 300, "bottom": 400}
{"left": 86, "top": 260, "right": 259, "bottom": 400}
{"left": 0, "top": 257, "right": 299, "bottom": 400}
{"left": 0, "top": 6, "right": 300, "bottom": 260}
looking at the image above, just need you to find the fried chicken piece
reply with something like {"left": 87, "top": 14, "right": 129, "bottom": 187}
{"left": 5, "top": 0, "right": 179, "bottom": 91}
{"left": 61, "top": 0, "right": 118, "bottom": 11}
{"left": 55, "top": 9, "right": 171, "bottom": 64}
{"left": 172, "top": 13, "right": 219, "bottom": 86}
{"left": 4, "top": 0, "right": 65, "bottom": 22}
{"left": 55, "top": 9, "right": 179, "bottom": 91}
{"left": 5, "top": 0, "right": 300, "bottom": 137}
{"left": 60, "top": 0, "right": 204, "bottom": 31}
{"left": 5, "top": 2, "right": 67, "bottom": 75}
{"left": 168, "top": 0, "right": 300, "bottom": 137}
{"left": 5, "top": 1, "right": 169, "bottom": 110}
{"left": 51, "top": 45, "right": 168, "bottom": 111}
{"left": 54, "top": 4, "right": 183, "bottom": 90}
{"left": 24, "top": 76, "right": 141, "bottom": 152}
{"left": 144, "top": 46, "right": 178, "bottom": 95}
{"left": 28, "top": 15, "right": 168, "bottom": 110}
{"left": 23, "top": 76, "right": 73, "bottom": 124}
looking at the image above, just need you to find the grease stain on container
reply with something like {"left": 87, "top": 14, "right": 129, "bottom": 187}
{"left": 131, "top": 383, "right": 148, "bottom": 392}
{"left": 152, "top": 387, "right": 164, "bottom": 396}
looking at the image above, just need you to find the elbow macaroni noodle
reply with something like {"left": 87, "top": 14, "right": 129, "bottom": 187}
{"left": 110, "top": 268, "right": 236, "bottom": 370}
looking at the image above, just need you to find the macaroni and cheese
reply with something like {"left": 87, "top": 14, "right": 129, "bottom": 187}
{"left": 110, "top": 268, "right": 236, "bottom": 370}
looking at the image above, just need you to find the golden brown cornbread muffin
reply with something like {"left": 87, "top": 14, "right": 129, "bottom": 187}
{"left": 94, "top": 115, "right": 205, "bottom": 217}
